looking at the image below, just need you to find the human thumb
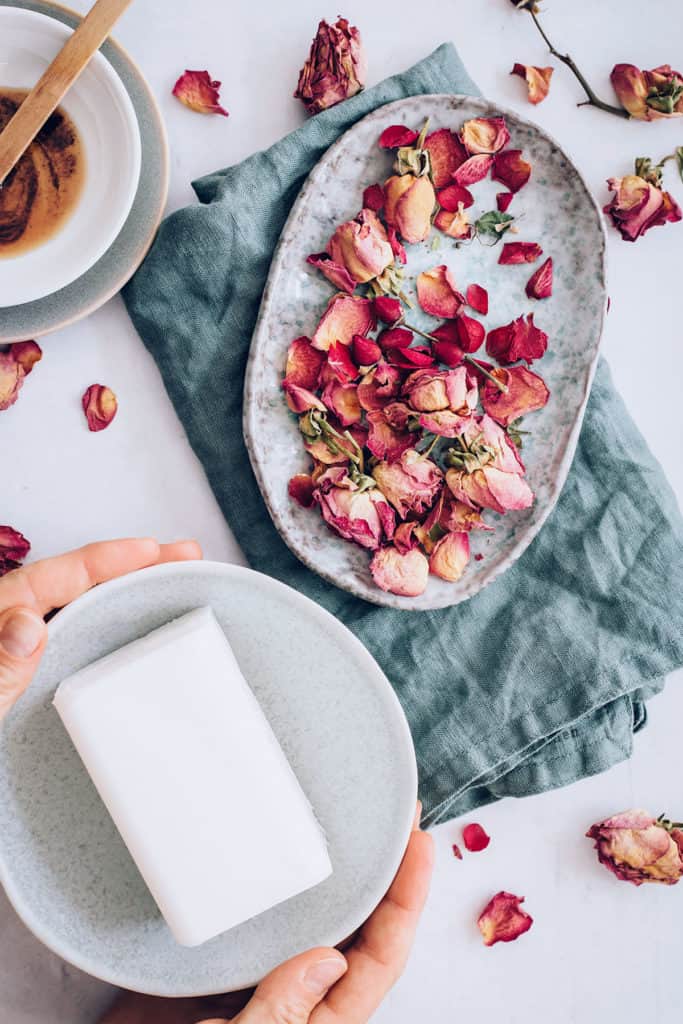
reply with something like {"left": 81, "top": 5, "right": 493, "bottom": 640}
{"left": 0, "top": 607, "right": 47, "bottom": 721}
{"left": 231, "top": 947, "right": 347, "bottom": 1024}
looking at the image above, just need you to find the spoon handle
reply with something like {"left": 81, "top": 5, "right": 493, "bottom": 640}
{"left": 0, "top": 0, "right": 134, "bottom": 184}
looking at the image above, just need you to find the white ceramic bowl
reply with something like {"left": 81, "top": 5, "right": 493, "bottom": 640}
{"left": 0, "top": 7, "right": 141, "bottom": 307}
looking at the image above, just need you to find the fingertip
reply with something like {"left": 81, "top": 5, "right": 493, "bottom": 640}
{"left": 412, "top": 800, "right": 422, "bottom": 831}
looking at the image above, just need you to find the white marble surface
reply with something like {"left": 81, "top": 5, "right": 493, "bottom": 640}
{"left": 2, "top": 1, "right": 683, "bottom": 1021}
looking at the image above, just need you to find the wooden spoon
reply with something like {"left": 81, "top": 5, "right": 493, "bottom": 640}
{"left": 0, "top": 0, "right": 133, "bottom": 185}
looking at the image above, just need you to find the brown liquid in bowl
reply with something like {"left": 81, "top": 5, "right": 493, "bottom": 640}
{"left": 0, "top": 89, "right": 85, "bottom": 259}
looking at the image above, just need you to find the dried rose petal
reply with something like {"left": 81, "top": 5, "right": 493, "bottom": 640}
{"left": 294, "top": 17, "right": 366, "bottom": 115}
{"left": 373, "top": 295, "right": 403, "bottom": 326}
{"left": 511, "top": 63, "right": 554, "bottom": 104}
{"left": 393, "top": 520, "right": 419, "bottom": 554}
{"left": 429, "top": 531, "right": 470, "bottom": 582}
{"left": 455, "top": 314, "right": 485, "bottom": 354}
{"left": 11, "top": 340, "right": 42, "bottom": 374}
{"left": 463, "top": 823, "right": 490, "bottom": 852}
{"left": 283, "top": 381, "right": 326, "bottom": 414}
{"left": 370, "top": 545, "right": 429, "bottom": 597}
{"left": 436, "top": 184, "right": 474, "bottom": 212}
{"left": 321, "top": 380, "right": 361, "bottom": 426}
{"left": 379, "top": 124, "right": 419, "bottom": 148}
{"left": 82, "top": 384, "right": 118, "bottom": 432}
{"left": 586, "top": 809, "right": 683, "bottom": 885}
{"left": 372, "top": 449, "right": 443, "bottom": 519}
{"left": 312, "top": 294, "right": 375, "bottom": 351}
{"left": 378, "top": 326, "right": 413, "bottom": 351}
{"left": 0, "top": 525, "right": 30, "bottom": 577}
{"left": 384, "top": 174, "right": 435, "bottom": 244}
{"left": 0, "top": 341, "right": 43, "bottom": 412}
{"left": 417, "top": 265, "right": 465, "bottom": 319}
{"left": 486, "top": 313, "right": 548, "bottom": 365}
{"left": 478, "top": 892, "right": 533, "bottom": 946}
{"left": 481, "top": 365, "right": 550, "bottom": 426}
{"left": 526, "top": 257, "right": 553, "bottom": 299}
{"left": 172, "top": 70, "right": 229, "bottom": 116}
{"left": 447, "top": 465, "right": 534, "bottom": 514}
{"left": 327, "top": 341, "right": 359, "bottom": 382}
{"left": 498, "top": 241, "right": 542, "bottom": 265}
{"left": 418, "top": 410, "right": 471, "bottom": 437}
{"left": 366, "top": 410, "right": 413, "bottom": 461}
{"left": 452, "top": 154, "right": 494, "bottom": 187}
{"left": 492, "top": 149, "right": 531, "bottom": 192}
{"left": 403, "top": 368, "right": 450, "bottom": 412}
{"left": 386, "top": 346, "right": 435, "bottom": 370}
{"left": 352, "top": 334, "right": 381, "bottom": 366}
{"left": 424, "top": 128, "right": 467, "bottom": 188}
{"left": 357, "top": 362, "right": 401, "bottom": 411}
{"left": 288, "top": 474, "right": 316, "bottom": 508}
{"left": 603, "top": 174, "right": 681, "bottom": 242}
{"left": 452, "top": 843, "right": 463, "bottom": 860}
{"left": 387, "top": 226, "right": 407, "bottom": 264}
{"left": 316, "top": 485, "right": 394, "bottom": 550}
{"left": 306, "top": 252, "right": 356, "bottom": 294}
{"left": 383, "top": 401, "right": 413, "bottom": 431}
{"left": 285, "top": 336, "right": 325, "bottom": 391}
{"left": 441, "top": 496, "right": 492, "bottom": 532}
{"left": 327, "top": 210, "right": 394, "bottom": 285}
{"left": 461, "top": 117, "right": 510, "bottom": 155}
{"left": 434, "top": 205, "right": 471, "bottom": 239}
{"left": 496, "top": 192, "right": 514, "bottom": 212}
{"left": 432, "top": 339, "right": 464, "bottom": 368}
{"left": 362, "top": 183, "right": 385, "bottom": 212}
{"left": 466, "top": 284, "right": 488, "bottom": 316}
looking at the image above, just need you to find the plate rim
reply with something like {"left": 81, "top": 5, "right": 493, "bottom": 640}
{"left": 0, "top": 558, "right": 417, "bottom": 996}
{"left": 244, "top": 92, "right": 608, "bottom": 611}
{"left": 0, "top": 0, "right": 169, "bottom": 341}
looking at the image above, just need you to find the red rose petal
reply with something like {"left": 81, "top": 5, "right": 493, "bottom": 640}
{"left": 498, "top": 242, "right": 543, "bottom": 265}
{"left": 327, "top": 341, "right": 359, "bottom": 383}
{"left": 496, "top": 191, "right": 514, "bottom": 212}
{"left": 386, "top": 346, "right": 435, "bottom": 369}
{"left": 306, "top": 251, "right": 356, "bottom": 294}
{"left": 387, "top": 226, "right": 407, "bottom": 265}
{"left": 424, "top": 128, "right": 467, "bottom": 188}
{"left": 456, "top": 314, "right": 485, "bottom": 353}
{"left": 373, "top": 295, "right": 403, "bottom": 326}
{"left": 452, "top": 154, "right": 493, "bottom": 187}
{"left": 0, "top": 525, "right": 31, "bottom": 577}
{"left": 492, "top": 149, "right": 531, "bottom": 193}
{"left": 352, "top": 334, "right": 382, "bottom": 365}
{"left": 436, "top": 184, "right": 474, "bottom": 212}
{"left": 288, "top": 474, "right": 316, "bottom": 508}
{"left": 452, "top": 843, "right": 463, "bottom": 860}
{"left": 362, "top": 183, "right": 385, "bottom": 212}
{"left": 82, "top": 384, "right": 118, "bottom": 432}
{"left": 378, "top": 326, "right": 413, "bottom": 351}
{"left": 379, "top": 124, "right": 419, "bottom": 148}
{"left": 525, "top": 257, "right": 553, "bottom": 299}
{"left": 434, "top": 207, "right": 471, "bottom": 240}
{"left": 172, "top": 70, "right": 229, "bottom": 116}
{"left": 285, "top": 336, "right": 325, "bottom": 390}
{"left": 481, "top": 365, "right": 550, "bottom": 425}
{"left": 485, "top": 313, "right": 548, "bottom": 365}
{"left": 466, "top": 283, "right": 488, "bottom": 315}
{"left": 478, "top": 891, "right": 533, "bottom": 946}
{"left": 463, "top": 822, "right": 491, "bottom": 852}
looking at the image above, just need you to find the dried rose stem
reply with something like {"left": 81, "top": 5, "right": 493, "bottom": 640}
{"left": 403, "top": 321, "right": 509, "bottom": 393}
{"left": 528, "top": 10, "right": 629, "bottom": 119}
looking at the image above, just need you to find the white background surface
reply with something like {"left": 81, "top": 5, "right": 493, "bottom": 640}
{"left": 2, "top": 1, "right": 683, "bottom": 1021}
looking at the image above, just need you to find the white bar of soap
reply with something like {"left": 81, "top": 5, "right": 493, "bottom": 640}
{"left": 53, "top": 607, "right": 331, "bottom": 947}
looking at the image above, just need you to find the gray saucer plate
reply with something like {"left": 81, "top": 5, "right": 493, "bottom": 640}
{"left": 0, "top": 0, "right": 168, "bottom": 342}
{"left": 0, "top": 561, "right": 417, "bottom": 995}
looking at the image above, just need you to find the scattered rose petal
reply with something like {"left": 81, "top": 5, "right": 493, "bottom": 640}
{"left": 452, "top": 154, "right": 494, "bottom": 187}
{"left": 419, "top": 410, "right": 471, "bottom": 437}
{"left": 432, "top": 339, "right": 464, "bottom": 367}
{"left": 463, "top": 823, "right": 491, "bottom": 852}
{"left": 0, "top": 525, "right": 30, "bottom": 577}
{"left": 379, "top": 124, "right": 419, "bottom": 148}
{"left": 441, "top": 496, "right": 492, "bottom": 532}
{"left": 0, "top": 341, "right": 42, "bottom": 412}
{"left": 447, "top": 465, "right": 534, "bottom": 514}
{"left": 321, "top": 380, "right": 361, "bottom": 426}
{"left": 424, "top": 128, "right": 467, "bottom": 187}
{"left": 327, "top": 340, "right": 359, "bottom": 382}
{"left": 312, "top": 293, "right": 375, "bottom": 350}
{"left": 496, "top": 191, "right": 514, "bottom": 212}
{"left": 486, "top": 314, "right": 548, "bottom": 365}
{"left": 525, "top": 257, "right": 553, "bottom": 299}
{"left": 387, "top": 226, "right": 407, "bottom": 264}
{"left": 478, "top": 892, "right": 533, "bottom": 946}
{"left": 370, "top": 545, "right": 429, "bottom": 597}
{"left": 386, "top": 345, "right": 435, "bottom": 370}
{"left": 306, "top": 252, "right": 356, "bottom": 294}
{"left": 294, "top": 17, "right": 366, "bottom": 115}
{"left": 282, "top": 380, "right": 327, "bottom": 414}
{"left": 481, "top": 365, "right": 550, "bottom": 425}
{"left": 378, "top": 326, "right": 413, "bottom": 351}
{"left": 285, "top": 336, "right": 325, "bottom": 391}
{"left": 436, "top": 184, "right": 474, "bottom": 212}
{"left": 511, "top": 63, "right": 554, "bottom": 104}
{"left": 452, "top": 843, "right": 463, "bottom": 860}
{"left": 434, "top": 204, "right": 471, "bottom": 239}
{"left": 352, "top": 334, "right": 381, "bottom": 365}
{"left": 417, "top": 265, "right": 465, "bottom": 319}
{"left": 372, "top": 449, "right": 443, "bottom": 518}
{"left": 429, "top": 531, "right": 470, "bottom": 581}
{"left": 357, "top": 362, "right": 401, "bottom": 411}
{"left": 362, "top": 183, "right": 385, "bottom": 212}
{"left": 492, "top": 149, "right": 531, "bottom": 192}
{"left": 456, "top": 314, "right": 485, "bottom": 353}
{"left": 11, "top": 340, "right": 42, "bottom": 374}
{"left": 611, "top": 64, "right": 683, "bottom": 121}
{"left": 172, "top": 70, "right": 229, "bottom": 116}
{"left": 82, "top": 384, "right": 118, "bottom": 432}
{"left": 384, "top": 173, "right": 435, "bottom": 244}
{"left": 498, "top": 241, "right": 542, "bottom": 264}
{"left": 373, "top": 295, "right": 403, "bottom": 326}
{"left": 461, "top": 116, "right": 510, "bottom": 155}
{"left": 366, "top": 410, "right": 414, "bottom": 461}
{"left": 288, "top": 474, "right": 316, "bottom": 508}
{"left": 586, "top": 809, "right": 683, "bottom": 885}
{"left": 466, "top": 284, "right": 488, "bottom": 316}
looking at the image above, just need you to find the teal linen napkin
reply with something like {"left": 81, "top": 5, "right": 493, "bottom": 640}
{"left": 124, "top": 43, "right": 683, "bottom": 825}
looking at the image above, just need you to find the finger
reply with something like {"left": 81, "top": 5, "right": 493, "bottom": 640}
{"left": 0, "top": 606, "right": 48, "bottom": 722}
{"left": 312, "top": 829, "right": 434, "bottom": 1024}
{"left": 235, "top": 947, "right": 347, "bottom": 1024}
{"left": 0, "top": 538, "right": 201, "bottom": 617}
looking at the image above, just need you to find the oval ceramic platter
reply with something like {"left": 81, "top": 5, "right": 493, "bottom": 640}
{"left": 244, "top": 94, "right": 607, "bottom": 610}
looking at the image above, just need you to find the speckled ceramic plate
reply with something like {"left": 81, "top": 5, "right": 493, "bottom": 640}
{"left": 0, "top": 561, "right": 417, "bottom": 995}
{"left": 244, "top": 94, "right": 607, "bottom": 610}
{"left": 0, "top": 0, "right": 168, "bottom": 340}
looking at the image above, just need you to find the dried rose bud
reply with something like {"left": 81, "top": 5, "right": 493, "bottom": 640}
{"left": 463, "top": 822, "right": 490, "bottom": 851}
{"left": 481, "top": 365, "right": 550, "bottom": 426}
{"left": 372, "top": 449, "right": 443, "bottom": 518}
{"left": 429, "top": 531, "right": 470, "bottom": 582}
{"left": 312, "top": 293, "right": 375, "bottom": 351}
{"left": 393, "top": 520, "right": 419, "bottom": 554}
{"left": 0, "top": 525, "right": 30, "bottom": 577}
{"left": 403, "top": 368, "right": 449, "bottom": 412}
{"left": 434, "top": 204, "right": 471, "bottom": 240}
{"left": 352, "top": 334, "right": 381, "bottom": 366}
{"left": 452, "top": 154, "right": 493, "bottom": 187}
{"left": 172, "top": 70, "right": 229, "bottom": 116}
{"left": 447, "top": 465, "right": 533, "bottom": 515}
{"left": 492, "top": 149, "right": 531, "bottom": 192}
{"left": 424, "top": 128, "right": 467, "bottom": 187}
{"left": 315, "top": 482, "right": 394, "bottom": 550}
{"left": 362, "top": 183, "right": 385, "bottom": 212}
{"left": 417, "top": 265, "right": 465, "bottom": 319}
{"left": 288, "top": 474, "right": 316, "bottom": 508}
{"left": 366, "top": 409, "right": 414, "bottom": 461}
{"left": 461, "top": 116, "right": 510, "bottom": 155}
{"left": 295, "top": 17, "right": 366, "bottom": 115}
{"left": 82, "top": 384, "right": 118, "bottom": 432}
{"left": 357, "top": 362, "right": 401, "bottom": 412}
{"left": 384, "top": 173, "right": 435, "bottom": 244}
{"left": 478, "top": 892, "right": 533, "bottom": 946}
{"left": 11, "top": 340, "right": 42, "bottom": 374}
{"left": 285, "top": 336, "right": 325, "bottom": 390}
{"left": 511, "top": 63, "right": 554, "bottom": 104}
{"left": 418, "top": 410, "right": 471, "bottom": 438}
{"left": 587, "top": 809, "right": 683, "bottom": 885}
{"left": 373, "top": 295, "right": 403, "bottom": 326}
{"left": 466, "top": 284, "right": 488, "bottom": 316}
{"left": 326, "top": 209, "right": 394, "bottom": 285}
{"left": 370, "top": 545, "right": 430, "bottom": 597}
{"left": 611, "top": 64, "right": 683, "bottom": 120}
{"left": 498, "top": 241, "right": 542, "bottom": 264}
{"left": 526, "top": 257, "right": 553, "bottom": 299}
{"left": 604, "top": 174, "right": 681, "bottom": 242}
{"left": 486, "top": 313, "right": 548, "bottom": 365}
{"left": 496, "top": 192, "right": 514, "bottom": 212}
{"left": 441, "top": 496, "right": 492, "bottom": 532}
{"left": 379, "top": 124, "right": 419, "bottom": 148}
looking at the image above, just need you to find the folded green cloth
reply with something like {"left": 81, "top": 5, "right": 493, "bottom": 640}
{"left": 124, "top": 43, "right": 683, "bottom": 825}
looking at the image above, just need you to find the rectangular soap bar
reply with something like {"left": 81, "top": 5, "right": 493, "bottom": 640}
{"left": 53, "top": 606, "right": 331, "bottom": 947}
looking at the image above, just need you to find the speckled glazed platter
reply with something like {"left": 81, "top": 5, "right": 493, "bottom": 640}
{"left": 0, "top": 561, "right": 417, "bottom": 995}
{"left": 244, "top": 94, "right": 607, "bottom": 610}
{"left": 0, "top": 0, "right": 168, "bottom": 341}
